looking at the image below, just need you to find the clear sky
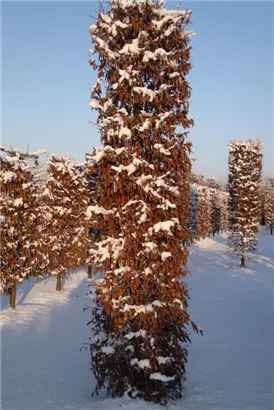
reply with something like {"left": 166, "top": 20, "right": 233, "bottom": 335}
{"left": 2, "top": 1, "right": 273, "bottom": 179}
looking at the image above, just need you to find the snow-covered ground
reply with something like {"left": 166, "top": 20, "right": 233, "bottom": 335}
{"left": 1, "top": 229, "right": 273, "bottom": 410}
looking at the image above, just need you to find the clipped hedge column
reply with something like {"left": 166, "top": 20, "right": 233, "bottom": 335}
{"left": 87, "top": 0, "right": 200, "bottom": 403}
{"left": 228, "top": 140, "right": 263, "bottom": 268}
{"left": 0, "top": 146, "right": 45, "bottom": 308}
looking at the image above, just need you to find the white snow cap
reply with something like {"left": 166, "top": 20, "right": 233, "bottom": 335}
{"left": 130, "top": 358, "right": 151, "bottom": 369}
{"left": 228, "top": 139, "right": 263, "bottom": 153}
{"left": 150, "top": 373, "right": 175, "bottom": 382}
{"left": 101, "top": 346, "right": 115, "bottom": 355}
{"left": 2, "top": 171, "right": 17, "bottom": 183}
{"left": 112, "top": 0, "right": 155, "bottom": 10}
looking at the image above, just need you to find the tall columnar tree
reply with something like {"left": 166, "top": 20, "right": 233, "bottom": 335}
{"left": 210, "top": 188, "right": 222, "bottom": 236}
{"left": 228, "top": 140, "right": 263, "bottom": 268}
{"left": 85, "top": 153, "right": 99, "bottom": 278}
{"left": 39, "top": 154, "right": 89, "bottom": 290}
{"left": 206, "top": 179, "right": 221, "bottom": 237}
{"left": 264, "top": 177, "right": 274, "bottom": 235}
{"left": 187, "top": 184, "right": 198, "bottom": 242}
{"left": 188, "top": 183, "right": 227, "bottom": 241}
{"left": 259, "top": 181, "right": 267, "bottom": 226}
{"left": 220, "top": 191, "right": 229, "bottom": 233}
{"left": 87, "top": 0, "right": 199, "bottom": 403}
{"left": 0, "top": 146, "right": 45, "bottom": 308}
{"left": 195, "top": 185, "right": 212, "bottom": 240}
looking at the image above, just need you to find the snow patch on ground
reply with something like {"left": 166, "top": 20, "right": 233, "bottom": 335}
{"left": 1, "top": 270, "right": 94, "bottom": 410}
{"left": 1, "top": 230, "right": 273, "bottom": 410}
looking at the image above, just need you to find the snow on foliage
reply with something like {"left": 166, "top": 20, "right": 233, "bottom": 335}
{"left": 187, "top": 174, "right": 229, "bottom": 243}
{"left": 150, "top": 373, "right": 175, "bottom": 382}
{"left": 87, "top": 0, "right": 198, "bottom": 404}
{"left": 228, "top": 140, "right": 263, "bottom": 267}
{"left": 0, "top": 147, "right": 45, "bottom": 299}
{"left": 38, "top": 154, "right": 90, "bottom": 289}
{"left": 263, "top": 177, "right": 274, "bottom": 234}
{"left": 195, "top": 185, "right": 212, "bottom": 239}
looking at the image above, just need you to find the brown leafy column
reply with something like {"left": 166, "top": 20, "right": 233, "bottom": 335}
{"left": 0, "top": 146, "right": 45, "bottom": 308}
{"left": 228, "top": 140, "right": 263, "bottom": 268}
{"left": 87, "top": 0, "right": 199, "bottom": 403}
{"left": 264, "top": 177, "right": 274, "bottom": 235}
{"left": 39, "top": 154, "right": 89, "bottom": 290}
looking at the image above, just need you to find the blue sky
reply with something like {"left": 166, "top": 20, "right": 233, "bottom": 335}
{"left": 2, "top": 1, "right": 273, "bottom": 178}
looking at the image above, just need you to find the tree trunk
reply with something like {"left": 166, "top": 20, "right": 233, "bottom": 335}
{"left": 271, "top": 225, "right": 273, "bottom": 235}
{"left": 56, "top": 274, "right": 62, "bottom": 291}
{"left": 9, "top": 286, "right": 16, "bottom": 309}
{"left": 88, "top": 265, "right": 92, "bottom": 279}
{"left": 240, "top": 256, "right": 245, "bottom": 268}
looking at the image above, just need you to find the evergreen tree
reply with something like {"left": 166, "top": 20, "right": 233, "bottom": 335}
{"left": 228, "top": 140, "right": 263, "bottom": 268}
{"left": 87, "top": 0, "right": 199, "bottom": 402}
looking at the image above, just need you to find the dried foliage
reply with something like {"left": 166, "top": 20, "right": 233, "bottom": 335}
{"left": 228, "top": 140, "right": 263, "bottom": 268}
{"left": 188, "top": 174, "right": 228, "bottom": 241}
{"left": 85, "top": 154, "right": 102, "bottom": 250}
{"left": 38, "top": 155, "right": 90, "bottom": 288}
{"left": 187, "top": 185, "right": 198, "bottom": 242}
{"left": 87, "top": 0, "right": 199, "bottom": 403}
{"left": 195, "top": 185, "right": 212, "bottom": 239}
{"left": 263, "top": 177, "right": 274, "bottom": 234}
{"left": 0, "top": 147, "right": 44, "bottom": 297}
{"left": 1, "top": 148, "right": 92, "bottom": 300}
{"left": 219, "top": 191, "right": 229, "bottom": 233}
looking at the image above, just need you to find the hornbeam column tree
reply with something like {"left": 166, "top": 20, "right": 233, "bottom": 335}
{"left": 220, "top": 191, "right": 229, "bottom": 233}
{"left": 187, "top": 184, "right": 198, "bottom": 242}
{"left": 259, "top": 181, "right": 267, "bottom": 226}
{"left": 228, "top": 140, "right": 263, "bottom": 268}
{"left": 196, "top": 185, "right": 211, "bottom": 240}
{"left": 87, "top": 0, "right": 199, "bottom": 403}
{"left": 85, "top": 153, "right": 99, "bottom": 278}
{"left": 39, "top": 154, "right": 89, "bottom": 290}
{"left": 210, "top": 188, "right": 221, "bottom": 236}
{"left": 0, "top": 146, "right": 45, "bottom": 308}
{"left": 264, "top": 177, "right": 274, "bottom": 235}
{"left": 206, "top": 178, "right": 222, "bottom": 237}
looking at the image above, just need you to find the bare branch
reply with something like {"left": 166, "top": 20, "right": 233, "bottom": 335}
{"left": 0, "top": 145, "right": 46, "bottom": 160}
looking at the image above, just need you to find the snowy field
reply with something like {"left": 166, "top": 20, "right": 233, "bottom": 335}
{"left": 1, "top": 229, "right": 273, "bottom": 410}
